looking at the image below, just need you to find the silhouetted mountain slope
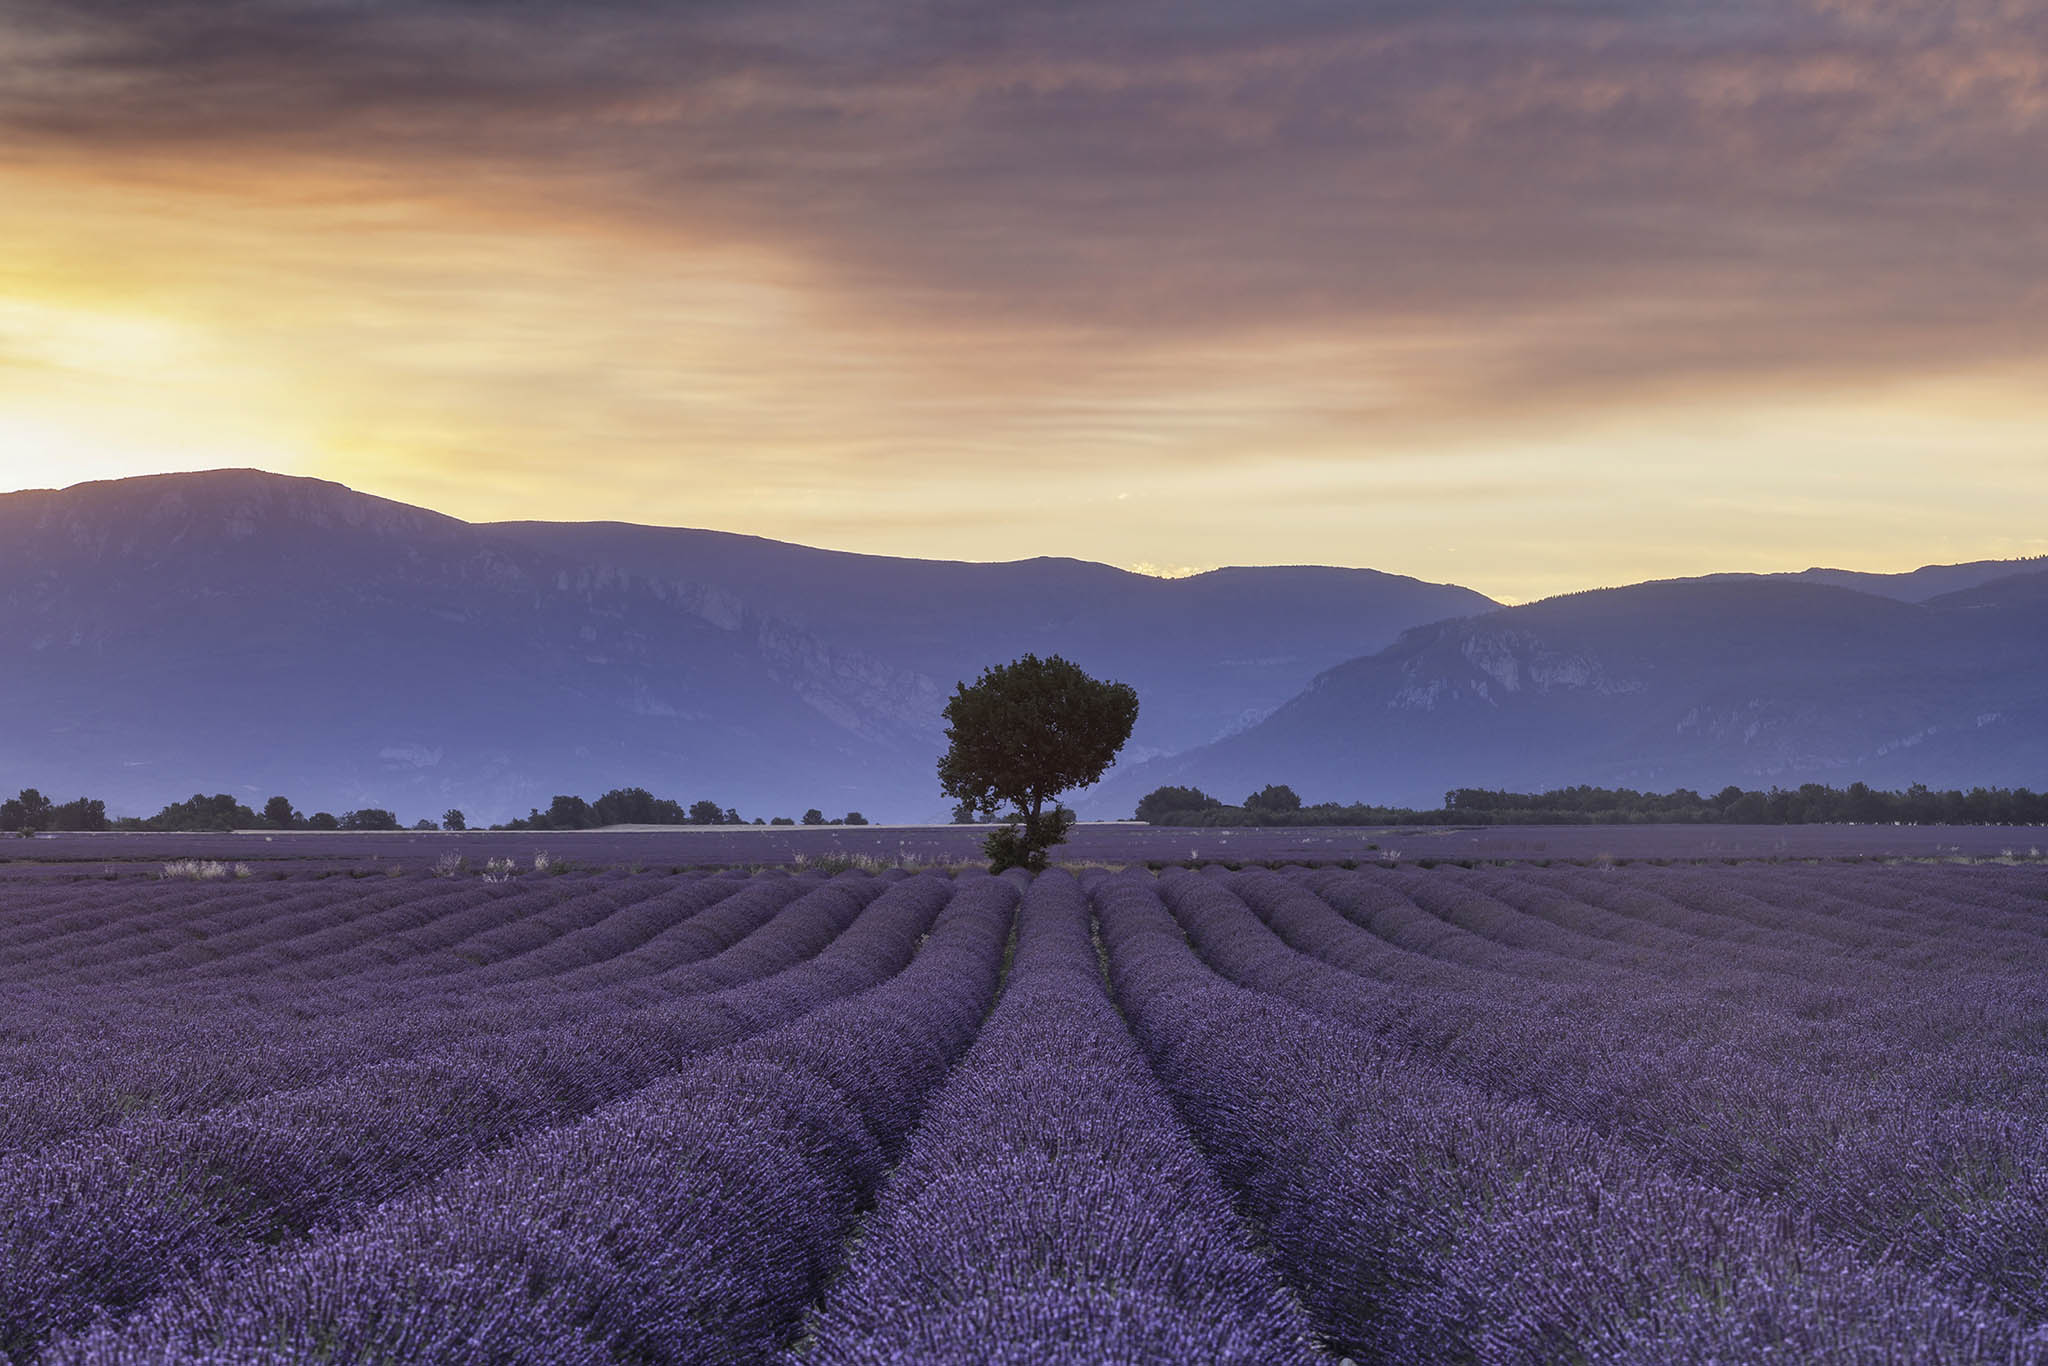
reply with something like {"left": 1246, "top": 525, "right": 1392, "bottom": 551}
{"left": 499, "top": 519, "right": 1486, "bottom": 759}
{"left": 1706, "top": 558, "right": 2048, "bottom": 603}
{"left": 1094, "top": 578, "right": 2048, "bottom": 812}
{"left": 1928, "top": 568, "right": 2048, "bottom": 614}
{"left": 0, "top": 470, "right": 1492, "bottom": 822}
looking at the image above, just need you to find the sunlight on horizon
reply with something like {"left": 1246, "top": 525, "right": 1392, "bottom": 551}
{"left": 4, "top": 161, "right": 2046, "bottom": 604}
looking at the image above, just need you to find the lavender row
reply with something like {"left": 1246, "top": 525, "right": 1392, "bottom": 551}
{"left": 1296, "top": 866, "right": 2048, "bottom": 1096}
{"left": 1436, "top": 862, "right": 1963, "bottom": 995}
{"left": 0, "top": 877, "right": 681, "bottom": 1069}
{"left": 1775, "top": 862, "right": 2048, "bottom": 936}
{"left": 1183, "top": 869, "right": 2048, "bottom": 1323}
{"left": 1250, "top": 864, "right": 2048, "bottom": 1160}
{"left": 0, "top": 871, "right": 826, "bottom": 1165}
{"left": 7, "top": 870, "right": 713, "bottom": 997}
{"left": 1307, "top": 864, "right": 2043, "bottom": 1017}
{"left": 0, "top": 878, "right": 387, "bottom": 980}
{"left": 1509, "top": 862, "right": 2048, "bottom": 1036}
{"left": 1090, "top": 870, "right": 2042, "bottom": 1363}
{"left": 56, "top": 874, "right": 1022, "bottom": 1365}
{"left": 0, "top": 874, "right": 786, "bottom": 1155}
{"left": 793, "top": 868, "right": 1320, "bottom": 1364}
{"left": 6, "top": 878, "right": 565, "bottom": 993}
{"left": 0, "top": 873, "right": 953, "bottom": 1358}
{"left": 1516, "top": 864, "right": 2048, "bottom": 1063}
{"left": 1601, "top": 863, "right": 2048, "bottom": 982}
{"left": 1338, "top": 864, "right": 1946, "bottom": 1017}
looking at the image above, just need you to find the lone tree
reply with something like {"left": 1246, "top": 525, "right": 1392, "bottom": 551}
{"left": 939, "top": 654, "right": 1139, "bottom": 873}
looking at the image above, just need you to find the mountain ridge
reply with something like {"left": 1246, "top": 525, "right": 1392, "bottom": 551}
{"left": 8, "top": 469, "right": 2041, "bottom": 823}
{"left": 1094, "top": 573, "right": 2048, "bottom": 813}
{"left": 0, "top": 469, "right": 1495, "bottom": 822}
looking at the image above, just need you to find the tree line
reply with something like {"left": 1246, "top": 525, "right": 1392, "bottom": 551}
{"left": 0, "top": 790, "right": 109, "bottom": 832}
{"left": 0, "top": 790, "right": 435, "bottom": 834}
{"left": 2, "top": 785, "right": 870, "bottom": 835}
{"left": 1137, "top": 781, "right": 2048, "bottom": 827}
{"left": 499, "top": 788, "right": 867, "bottom": 831}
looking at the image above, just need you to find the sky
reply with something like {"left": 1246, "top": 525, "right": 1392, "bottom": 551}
{"left": 2, "top": 0, "right": 2045, "bottom": 603}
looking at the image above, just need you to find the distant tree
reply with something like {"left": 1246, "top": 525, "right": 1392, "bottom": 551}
{"left": 939, "top": 654, "right": 1139, "bottom": 873}
{"left": 688, "top": 800, "right": 727, "bottom": 825}
{"left": 843, "top": 811, "right": 869, "bottom": 826}
{"left": 1724, "top": 791, "right": 1772, "bottom": 824}
{"left": 443, "top": 809, "right": 467, "bottom": 832}
{"left": 801, "top": 809, "right": 825, "bottom": 826}
{"left": 770, "top": 816, "right": 796, "bottom": 826}
{"left": 262, "top": 796, "right": 300, "bottom": 830}
{"left": 1134, "top": 785, "right": 1223, "bottom": 824}
{"left": 1844, "top": 780, "right": 1887, "bottom": 824}
{"left": 2, "top": 788, "right": 53, "bottom": 832}
{"left": 340, "top": 808, "right": 401, "bottom": 832}
{"left": 1, "top": 792, "right": 107, "bottom": 832}
{"left": 544, "top": 794, "right": 595, "bottom": 830}
{"left": 49, "top": 797, "right": 108, "bottom": 832}
{"left": 951, "top": 798, "right": 979, "bottom": 825}
{"left": 152, "top": 793, "right": 258, "bottom": 832}
{"left": 307, "top": 811, "right": 340, "bottom": 830}
{"left": 593, "top": 787, "right": 666, "bottom": 827}
{"left": 752, "top": 817, "right": 765, "bottom": 825}
{"left": 1243, "top": 784, "right": 1302, "bottom": 816}
{"left": 724, "top": 807, "right": 741, "bottom": 826}
{"left": 413, "top": 818, "right": 438, "bottom": 831}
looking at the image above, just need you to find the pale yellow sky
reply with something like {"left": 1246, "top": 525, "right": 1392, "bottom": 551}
{"left": 3, "top": 1, "right": 2046, "bottom": 604}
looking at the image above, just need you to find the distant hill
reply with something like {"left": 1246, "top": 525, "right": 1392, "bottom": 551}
{"left": 1092, "top": 575, "right": 2048, "bottom": 813}
{"left": 0, "top": 470, "right": 1493, "bottom": 823}
{"left": 1707, "top": 558, "right": 2048, "bottom": 603}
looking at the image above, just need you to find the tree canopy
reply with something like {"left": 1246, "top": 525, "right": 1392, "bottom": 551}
{"left": 1134, "top": 785, "right": 1223, "bottom": 824}
{"left": 151, "top": 793, "right": 258, "bottom": 833}
{"left": 340, "top": 808, "right": 402, "bottom": 831}
{"left": 1, "top": 789, "right": 106, "bottom": 833}
{"left": 938, "top": 654, "right": 1138, "bottom": 872}
{"left": 1243, "top": 784, "right": 1302, "bottom": 815}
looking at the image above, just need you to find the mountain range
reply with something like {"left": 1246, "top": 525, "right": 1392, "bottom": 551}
{"left": 0, "top": 470, "right": 1488, "bottom": 822}
{"left": 1098, "top": 567, "right": 2048, "bottom": 812}
{"left": 2, "top": 470, "right": 2041, "bottom": 823}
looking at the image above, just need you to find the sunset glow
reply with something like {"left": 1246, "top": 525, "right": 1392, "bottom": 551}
{"left": 4, "top": 1, "right": 2047, "bottom": 601}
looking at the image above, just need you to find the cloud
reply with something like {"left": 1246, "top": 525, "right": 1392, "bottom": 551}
{"left": 3, "top": 0, "right": 2047, "bottom": 599}
{"left": 8, "top": 1, "right": 2046, "bottom": 372}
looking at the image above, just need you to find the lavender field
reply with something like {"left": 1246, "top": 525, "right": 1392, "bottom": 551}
{"left": 4, "top": 859, "right": 2047, "bottom": 1363}
{"left": 12, "top": 819, "right": 2048, "bottom": 875}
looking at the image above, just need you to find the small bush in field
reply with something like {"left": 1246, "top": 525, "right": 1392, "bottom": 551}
{"left": 161, "top": 860, "right": 230, "bottom": 881}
